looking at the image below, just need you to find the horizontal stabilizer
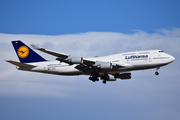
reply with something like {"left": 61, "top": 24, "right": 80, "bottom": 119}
{"left": 6, "top": 60, "right": 37, "bottom": 68}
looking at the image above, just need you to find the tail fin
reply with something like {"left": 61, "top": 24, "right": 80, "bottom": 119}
{"left": 12, "top": 40, "right": 46, "bottom": 63}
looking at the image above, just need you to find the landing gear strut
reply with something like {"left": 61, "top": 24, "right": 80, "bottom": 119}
{"left": 155, "top": 67, "right": 160, "bottom": 75}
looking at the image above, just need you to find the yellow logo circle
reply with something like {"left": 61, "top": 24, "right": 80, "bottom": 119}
{"left": 18, "top": 46, "right": 29, "bottom": 58}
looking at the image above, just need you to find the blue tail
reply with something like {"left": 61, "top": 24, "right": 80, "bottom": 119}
{"left": 12, "top": 40, "right": 46, "bottom": 63}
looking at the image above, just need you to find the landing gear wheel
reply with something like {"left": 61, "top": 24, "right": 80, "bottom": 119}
{"left": 89, "top": 77, "right": 93, "bottom": 80}
{"left": 155, "top": 67, "right": 160, "bottom": 76}
{"left": 102, "top": 80, "right": 106, "bottom": 84}
{"left": 155, "top": 72, "right": 159, "bottom": 75}
{"left": 89, "top": 76, "right": 99, "bottom": 82}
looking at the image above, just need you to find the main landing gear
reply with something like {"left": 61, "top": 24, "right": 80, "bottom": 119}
{"left": 89, "top": 73, "right": 99, "bottom": 82}
{"left": 102, "top": 80, "right": 107, "bottom": 84}
{"left": 155, "top": 67, "right": 160, "bottom": 75}
{"left": 89, "top": 73, "right": 107, "bottom": 84}
{"left": 89, "top": 76, "right": 99, "bottom": 82}
{"left": 89, "top": 77, "right": 107, "bottom": 84}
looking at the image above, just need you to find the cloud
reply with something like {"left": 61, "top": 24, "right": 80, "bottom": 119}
{"left": 0, "top": 28, "right": 180, "bottom": 95}
{"left": 0, "top": 28, "right": 180, "bottom": 120}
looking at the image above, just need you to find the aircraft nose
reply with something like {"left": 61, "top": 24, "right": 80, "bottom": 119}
{"left": 171, "top": 56, "right": 175, "bottom": 62}
{"left": 165, "top": 53, "right": 175, "bottom": 64}
{"left": 167, "top": 54, "right": 175, "bottom": 63}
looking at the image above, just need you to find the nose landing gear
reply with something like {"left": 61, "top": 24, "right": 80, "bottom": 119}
{"left": 155, "top": 67, "right": 160, "bottom": 75}
{"left": 155, "top": 72, "right": 159, "bottom": 75}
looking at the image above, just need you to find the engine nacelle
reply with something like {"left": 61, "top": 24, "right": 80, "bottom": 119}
{"left": 108, "top": 74, "right": 116, "bottom": 81}
{"left": 101, "top": 74, "right": 116, "bottom": 81}
{"left": 115, "top": 73, "right": 131, "bottom": 80}
{"left": 97, "top": 62, "right": 112, "bottom": 69}
{"left": 67, "top": 57, "right": 83, "bottom": 64}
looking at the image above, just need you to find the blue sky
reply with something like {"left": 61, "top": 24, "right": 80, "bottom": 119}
{"left": 1, "top": 0, "right": 180, "bottom": 120}
{"left": 1, "top": 0, "right": 180, "bottom": 35}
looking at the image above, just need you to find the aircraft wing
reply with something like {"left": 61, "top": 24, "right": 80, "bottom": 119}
{"left": 31, "top": 44, "right": 69, "bottom": 58}
{"left": 31, "top": 44, "right": 96, "bottom": 65}
{"left": 6, "top": 60, "right": 37, "bottom": 68}
{"left": 31, "top": 44, "right": 126, "bottom": 71}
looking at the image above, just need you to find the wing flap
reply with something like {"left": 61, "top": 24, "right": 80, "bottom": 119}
{"left": 83, "top": 59, "right": 96, "bottom": 66}
{"left": 6, "top": 60, "right": 37, "bottom": 68}
{"left": 75, "top": 64, "right": 91, "bottom": 72}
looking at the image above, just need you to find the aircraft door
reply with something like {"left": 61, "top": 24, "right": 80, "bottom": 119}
{"left": 148, "top": 52, "right": 152, "bottom": 62}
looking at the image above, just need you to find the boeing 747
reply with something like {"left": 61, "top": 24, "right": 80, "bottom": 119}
{"left": 6, "top": 40, "right": 175, "bottom": 84}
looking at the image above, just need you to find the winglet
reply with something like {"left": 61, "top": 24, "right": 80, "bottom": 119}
{"left": 31, "top": 44, "right": 40, "bottom": 50}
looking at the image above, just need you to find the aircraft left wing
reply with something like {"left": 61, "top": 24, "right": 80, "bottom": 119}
{"left": 31, "top": 44, "right": 96, "bottom": 65}
{"left": 31, "top": 44, "right": 69, "bottom": 58}
{"left": 31, "top": 44, "right": 126, "bottom": 71}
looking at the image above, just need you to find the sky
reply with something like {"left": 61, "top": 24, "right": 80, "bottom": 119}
{"left": 1, "top": 0, "right": 180, "bottom": 35}
{"left": 0, "top": 0, "right": 180, "bottom": 120}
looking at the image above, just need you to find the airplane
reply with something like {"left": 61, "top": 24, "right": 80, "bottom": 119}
{"left": 6, "top": 40, "right": 175, "bottom": 84}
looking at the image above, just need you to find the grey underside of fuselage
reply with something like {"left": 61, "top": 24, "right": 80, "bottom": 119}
{"left": 18, "top": 62, "right": 169, "bottom": 76}
{"left": 18, "top": 67, "right": 83, "bottom": 76}
{"left": 129, "top": 63, "right": 168, "bottom": 71}
{"left": 84, "top": 62, "right": 170, "bottom": 75}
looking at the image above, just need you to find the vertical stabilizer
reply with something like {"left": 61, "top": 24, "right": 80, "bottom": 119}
{"left": 12, "top": 40, "right": 46, "bottom": 63}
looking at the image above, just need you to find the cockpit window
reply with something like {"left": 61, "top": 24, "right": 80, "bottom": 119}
{"left": 159, "top": 51, "right": 164, "bottom": 53}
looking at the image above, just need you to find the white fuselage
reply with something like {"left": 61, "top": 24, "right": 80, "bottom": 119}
{"left": 18, "top": 50, "right": 175, "bottom": 76}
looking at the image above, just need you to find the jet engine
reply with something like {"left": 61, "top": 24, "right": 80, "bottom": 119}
{"left": 96, "top": 62, "right": 113, "bottom": 69}
{"left": 66, "top": 57, "right": 83, "bottom": 64}
{"left": 101, "top": 74, "right": 116, "bottom": 81}
{"left": 56, "top": 56, "right": 84, "bottom": 64}
{"left": 115, "top": 73, "right": 131, "bottom": 80}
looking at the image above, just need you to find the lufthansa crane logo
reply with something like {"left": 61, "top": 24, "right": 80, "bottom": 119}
{"left": 18, "top": 46, "right": 29, "bottom": 58}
